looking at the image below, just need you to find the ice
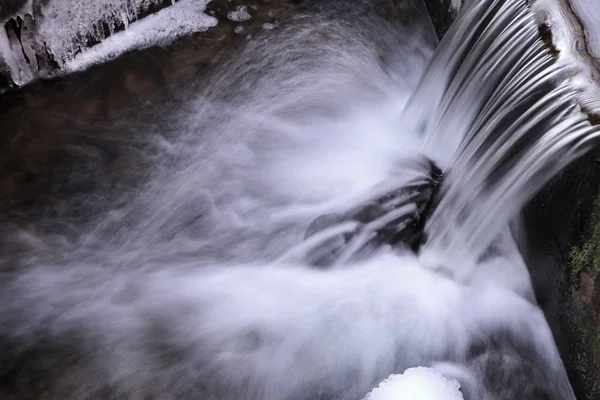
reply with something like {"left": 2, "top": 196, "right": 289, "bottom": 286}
{"left": 64, "top": 0, "right": 217, "bottom": 72}
{"left": 364, "top": 367, "right": 464, "bottom": 400}
{"left": 227, "top": 5, "right": 252, "bottom": 22}
{"left": 0, "top": 19, "right": 29, "bottom": 85}
{"left": 37, "top": 0, "right": 165, "bottom": 62}
{"left": 0, "top": 0, "right": 217, "bottom": 86}
{"left": 0, "top": 0, "right": 34, "bottom": 86}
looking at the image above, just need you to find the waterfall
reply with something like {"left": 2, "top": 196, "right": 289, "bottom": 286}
{"left": 286, "top": 0, "right": 600, "bottom": 274}
{"left": 407, "top": 0, "right": 600, "bottom": 273}
{"left": 0, "top": 0, "right": 596, "bottom": 398}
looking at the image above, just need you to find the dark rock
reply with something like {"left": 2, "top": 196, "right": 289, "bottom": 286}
{"left": 0, "top": 0, "right": 27, "bottom": 20}
{"left": 302, "top": 160, "right": 442, "bottom": 267}
{"left": 423, "top": 0, "right": 457, "bottom": 39}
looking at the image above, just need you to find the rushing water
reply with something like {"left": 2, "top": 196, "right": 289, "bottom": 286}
{"left": 410, "top": 0, "right": 600, "bottom": 279}
{"left": 0, "top": 0, "right": 598, "bottom": 399}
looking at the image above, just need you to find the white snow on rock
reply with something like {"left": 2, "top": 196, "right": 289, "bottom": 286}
{"left": 531, "top": 0, "right": 600, "bottom": 114}
{"left": 64, "top": 0, "right": 217, "bottom": 72}
{"left": 571, "top": 0, "right": 600, "bottom": 57}
{"left": 0, "top": 0, "right": 217, "bottom": 87}
{"left": 363, "top": 367, "right": 464, "bottom": 400}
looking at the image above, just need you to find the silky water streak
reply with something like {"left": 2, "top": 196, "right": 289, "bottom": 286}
{"left": 403, "top": 0, "right": 600, "bottom": 276}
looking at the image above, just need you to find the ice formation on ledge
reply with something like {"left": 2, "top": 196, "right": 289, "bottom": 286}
{"left": 363, "top": 367, "right": 464, "bottom": 400}
{"left": 65, "top": 0, "right": 217, "bottom": 72}
{"left": 0, "top": 0, "right": 34, "bottom": 86}
{"left": 0, "top": 0, "right": 217, "bottom": 88}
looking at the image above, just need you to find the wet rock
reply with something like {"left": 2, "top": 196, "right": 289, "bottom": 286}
{"left": 303, "top": 161, "right": 442, "bottom": 267}
{"left": 423, "top": 0, "right": 457, "bottom": 38}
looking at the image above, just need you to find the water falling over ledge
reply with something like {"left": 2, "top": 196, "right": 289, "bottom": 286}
{"left": 403, "top": 0, "right": 600, "bottom": 277}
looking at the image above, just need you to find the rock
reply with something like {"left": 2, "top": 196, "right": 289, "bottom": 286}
{"left": 302, "top": 160, "right": 442, "bottom": 267}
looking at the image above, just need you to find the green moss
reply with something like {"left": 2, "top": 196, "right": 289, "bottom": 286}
{"left": 570, "top": 192, "right": 600, "bottom": 279}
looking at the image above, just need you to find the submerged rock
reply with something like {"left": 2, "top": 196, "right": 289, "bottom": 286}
{"left": 303, "top": 160, "right": 442, "bottom": 266}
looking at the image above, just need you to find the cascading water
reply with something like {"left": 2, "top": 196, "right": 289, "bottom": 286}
{"left": 0, "top": 0, "right": 597, "bottom": 399}
{"left": 408, "top": 0, "right": 600, "bottom": 276}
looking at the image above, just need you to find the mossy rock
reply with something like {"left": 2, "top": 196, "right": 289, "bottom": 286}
{"left": 570, "top": 193, "right": 600, "bottom": 279}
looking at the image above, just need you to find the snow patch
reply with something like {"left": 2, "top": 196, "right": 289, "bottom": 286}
{"left": 531, "top": 0, "right": 600, "bottom": 114}
{"left": 364, "top": 367, "right": 464, "bottom": 400}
